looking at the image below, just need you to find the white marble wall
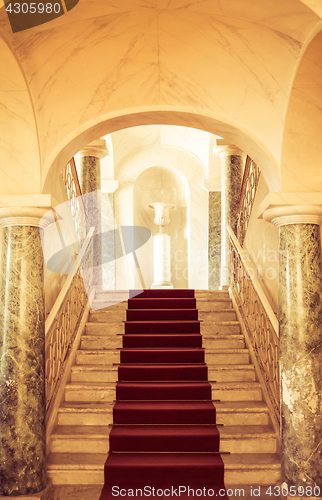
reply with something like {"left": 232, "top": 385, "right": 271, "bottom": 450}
{"left": 244, "top": 176, "right": 279, "bottom": 314}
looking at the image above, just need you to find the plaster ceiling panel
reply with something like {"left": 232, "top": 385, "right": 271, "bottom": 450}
{"left": 0, "top": 0, "right": 158, "bottom": 33}
{"left": 157, "top": 9, "right": 300, "bottom": 158}
{"left": 0, "top": 0, "right": 319, "bottom": 186}
{"left": 178, "top": 0, "right": 320, "bottom": 42}
{"left": 0, "top": 39, "right": 26, "bottom": 90}
{"left": 9, "top": 10, "right": 159, "bottom": 166}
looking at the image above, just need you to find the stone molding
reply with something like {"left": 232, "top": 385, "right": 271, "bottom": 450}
{"left": 263, "top": 207, "right": 322, "bottom": 227}
{"left": 77, "top": 139, "right": 109, "bottom": 159}
{"left": 0, "top": 207, "right": 53, "bottom": 228}
{"left": 213, "top": 142, "right": 245, "bottom": 158}
{"left": 258, "top": 193, "right": 322, "bottom": 227}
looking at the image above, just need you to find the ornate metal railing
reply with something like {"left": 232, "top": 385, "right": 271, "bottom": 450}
{"left": 228, "top": 226, "right": 280, "bottom": 423}
{"left": 236, "top": 156, "right": 261, "bottom": 246}
{"left": 45, "top": 227, "right": 94, "bottom": 411}
{"left": 62, "top": 157, "right": 86, "bottom": 242}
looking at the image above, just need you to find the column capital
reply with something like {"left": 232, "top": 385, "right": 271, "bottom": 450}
{"left": 78, "top": 139, "right": 109, "bottom": 159}
{"left": 0, "top": 207, "right": 54, "bottom": 228}
{"left": 213, "top": 140, "right": 245, "bottom": 158}
{"left": 258, "top": 193, "right": 322, "bottom": 227}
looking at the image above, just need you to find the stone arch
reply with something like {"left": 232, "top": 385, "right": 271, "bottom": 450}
{"left": 42, "top": 108, "right": 281, "bottom": 198}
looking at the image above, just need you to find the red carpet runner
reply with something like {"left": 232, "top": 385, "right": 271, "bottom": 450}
{"left": 99, "top": 289, "right": 228, "bottom": 500}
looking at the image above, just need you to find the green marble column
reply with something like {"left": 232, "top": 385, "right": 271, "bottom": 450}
{"left": 208, "top": 191, "right": 221, "bottom": 289}
{"left": 0, "top": 221, "right": 47, "bottom": 496}
{"left": 78, "top": 140, "right": 108, "bottom": 288}
{"left": 215, "top": 146, "right": 244, "bottom": 287}
{"left": 279, "top": 223, "right": 322, "bottom": 490}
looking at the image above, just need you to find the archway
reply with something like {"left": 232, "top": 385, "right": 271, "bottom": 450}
{"left": 42, "top": 108, "right": 281, "bottom": 202}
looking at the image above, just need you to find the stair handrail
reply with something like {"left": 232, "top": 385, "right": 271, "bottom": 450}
{"left": 45, "top": 226, "right": 95, "bottom": 411}
{"left": 227, "top": 225, "right": 280, "bottom": 423}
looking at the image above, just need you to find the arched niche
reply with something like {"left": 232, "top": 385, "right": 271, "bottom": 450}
{"left": 133, "top": 166, "right": 190, "bottom": 289}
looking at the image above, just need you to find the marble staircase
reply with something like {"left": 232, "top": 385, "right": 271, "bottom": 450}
{"left": 47, "top": 289, "right": 280, "bottom": 487}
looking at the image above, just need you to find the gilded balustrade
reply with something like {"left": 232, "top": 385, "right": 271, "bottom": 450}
{"left": 45, "top": 229, "right": 94, "bottom": 411}
{"left": 62, "top": 157, "right": 86, "bottom": 241}
{"left": 228, "top": 226, "right": 280, "bottom": 424}
{"left": 236, "top": 156, "right": 261, "bottom": 246}
{"left": 45, "top": 158, "right": 93, "bottom": 412}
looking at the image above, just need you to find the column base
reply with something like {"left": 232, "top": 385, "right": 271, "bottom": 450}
{"left": 0, "top": 481, "right": 52, "bottom": 500}
{"left": 150, "top": 282, "right": 174, "bottom": 289}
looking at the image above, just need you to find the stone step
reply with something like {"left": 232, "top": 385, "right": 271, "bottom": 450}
{"left": 196, "top": 299, "right": 233, "bottom": 310}
{"left": 201, "top": 321, "right": 241, "bottom": 335}
{"left": 76, "top": 348, "right": 249, "bottom": 366}
{"left": 57, "top": 402, "right": 114, "bottom": 426}
{"left": 215, "top": 401, "right": 270, "bottom": 426}
{"left": 95, "top": 291, "right": 129, "bottom": 301}
{"left": 85, "top": 323, "right": 123, "bottom": 336}
{"left": 47, "top": 452, "right": 106, "bottom": 485}
{"left": 208, "top": 364, "right": 256, "bottom": 382}
{"left": 71, "top": 363, "right": 255, "bottom": 384}
{"left": 82, "top": 333, "right": 245, "bottom": 350}
{"left": 89, "top": 310, "right": 126, "bottom": 323}
{"left": 47, "top": 452, "right": 281, "bottom": 486}
{"left": 205, "top": 349, "right": 249, "bottom": 364}
{"left": 219, "top": 425, "right": 277, "bottom": 454}
{"left": 64, "top": 382, "right": 116, "bottom": 403}
{"left": 203, "top": 335, "right": 245, "bottom": 349}
{"left": 195, "top": 290, "right": 230, "bottom": 300}
{"left": 50, "top": 425, "right": 111, "bottom": 454}
{"left": 222, "top": 453, "right": 281, "bottom": 485}
{"left": 57, "top": 401, "right": 269, "bottom": 427}
{"left": 92, "top": 300, "right": 128, "bottom": 311}
{"left": 211, "top": 382, "right": 262, "bottom": 401}
{"left": 50, "top": 423, "right": 276, "bottom": 455}
{"left": 76, "top": 350, "right": 119, "bottom": 365}
{"left": 199, "top": 309, "right": 237, "bottom": 321}
{"left": 64, "top": 380, "right": 261, "bottom": 403}
{"left": 81, "top": 335, "right": 122, "bottom": 350}
{"left": 71, "top": 365, "right": 118, "bottom": 383}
